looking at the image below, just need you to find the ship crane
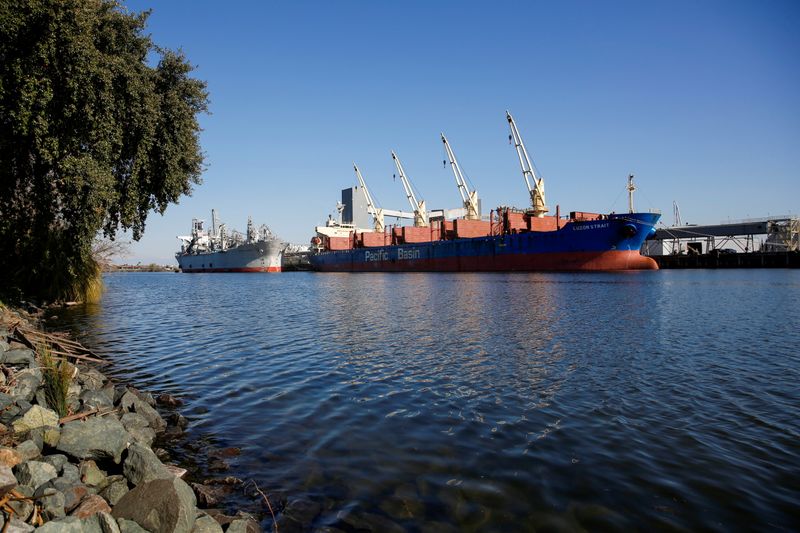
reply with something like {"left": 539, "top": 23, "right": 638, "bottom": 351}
{"left": 441, "top": 133, "right": 480, "bottom": 220}
{"left": 354, "top": 163, "right": 386, "bottom": 233}
{"left": 506, "top": 111, "right": 548, "bottom": 217}
{"left": 391, "top": 151, "right": 428, "bottom": 227}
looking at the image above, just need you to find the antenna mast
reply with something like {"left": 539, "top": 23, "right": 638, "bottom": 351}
{"left": 627, "top": 174, "right": 636, "bottom": 213}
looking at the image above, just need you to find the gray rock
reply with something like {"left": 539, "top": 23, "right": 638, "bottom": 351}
{"left": 9, "top": 370, "right": 41, "bottom": 402}
{"left": 119, "top": 413, "right": 156, "bottom": 446}
{"left": 61, "top": 483, "right": 90, "bottom": 512}
{"left": 77, "top": 368, "right": 107, "bottom": 391}
{"left": 12, "top": 405, "right": 59, "bottom": 434}
{"left": 15, "top": 460, "right": 57, "bottom": 490}
{"left": 8, "top": 484, "right": 33, "bottom": 521}
{"left": 0, "top": 516, "right": 35, "bottom": 533}
{"left": 33, "top": 516, "right": 83, "bottom": 533}
{"left": 117, "top": 518, "right": 151, "bottom": 533}
{"left": 112, "top": 477, "right": 197, "bottom": 533}
{"left": 0, "top": 339, "right": 9, "bottom": 353}
{"left": 0, "top": 393, "right": 14, "bottom": 411}
{"left": 28, "top": 426, "right": 61, "bottom": 448}
{"left": 38, "top": 487, "right": 66, "bottom": 520}
{"left": 120, "top": 413, "right": 149, "bottom": 430}
{"left": 81, "top": 390, "right": 114, "bottom": 411}
{"left": 0, "top": 403, "right": 21, "bottom": 425}
{"left": 0, "top": 348, "right": 35, "bottom": 366}
{"left": 122, "top": 443, "right": 171, "bottom": 486}
{"left": 126, "top": 426, "right": 156, "bottom": 447}
{"left": 57, "top": 417, "right": 132, "bottom": 464}
{"left": 62, "top": 462, "right": 81, "bottom": 483}
{"left": 0, "top": 465, "right": 17, "bottom": 497}
{"left": 80, "top": 460, "right": 106, "bottom": 487}
{"left": 192, "top": 515, "right": 223, "bottom": 533}
{"left": 226, "top": 519, "right": 259, "bottom": 533}
{"left": 43, "top": 454, "right": 69, "bottom": 473}
{"left": 97, "top": 512, "right": 122, "bottom": 533}
{"left": 118, "top": 392, "right": 166, "bottom": 432}
{"left": 15, "top": 440, "right": 41, "bottom": 461}
{"left": 99, "top": 477, "right": 129, "bottom": 506}
{"left": 78, "top": 511, "right": 122, "bottom": 533}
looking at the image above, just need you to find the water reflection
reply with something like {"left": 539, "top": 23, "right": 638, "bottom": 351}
{"left": 45, "top": 270, "right": 800, "bottom": 530}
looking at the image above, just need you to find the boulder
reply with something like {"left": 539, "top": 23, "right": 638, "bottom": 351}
{"left": 126, "top": 426, "right": 156, "bottom": 448}
{"left": 118, "top": 392, "right": 166, "bottom": 432}
{"left": 14, "top": 460, "right": 57, "bottom": 490}
{"left": 81, "top": 511, "right": 122, "bottom": 533}
{"left": 0, "top": 393, "right": 14, "bottom": 412}
{"left": 57, "top": 417, "right": 132, "bottom": 464}
{"left": 8, "top": 484, "right": 33, "bottom": 521}
{"left": 0, "top": 446, "right": 23, "bottom": 468}
{"left": 117, "top": 518, "right": 150, "bottom": 533}
{"left": 0, "top": 348, "right": 35, "bottom": 366}
{"left": 112, "top": 477, "right": 197, "bottom": 533}
{"left": 0, "top": 516, "right": 35, "bottom": 533}
{"left": 122, "top": 443, "right": 172, "bottom": 486}
{"left": 8, "top": 371, "right": 41, "bottom": 402}
{"left": 37, "top": 487, "right": 66, "bottom": 520}
{"left": 99, "top": 477, "right": 129, "bottom": 506}
{"left": 192, "top": 515, "right": 223, "bottom": 533}
{"left": 35, "top": 425, "right": 62, "bottom": 448}
{"left": 0, "top": 404, "right": 21, "bottom": 425}
{"left": 62, "top": 463, "right": 81, "bottom": 483}
{"left": 226, "top": 518, "right": 260, "bottom": 533}
{"left": 62, "top": 483, "right": 90, "bottom": 512}
{"left": 0, "top": 465, "right": 17, "bottom": 498}
{"left": 80, "top": 460, "right": 107, "bottom": 487}
{"left": 32, "top": 516, "right": 83, "bottom": 533}
{"left": 80, "top": 390, "right": 114, "bottom": 411}
{"left": 15, "top": 440, "right": 40, "bottom": 461}
{"left": 120, "top": 413, "right": 149, "bottom": 430}
{"left": 70, "top": 494, "right": 112, "bottom": 519}
{"left": 76, "top": 367, "right": 107, "bottom": 391}
{"left": 12, "top": 405, "right": 59, "bottom": 434}
{"left": 43, "top": 454, "right": 69, "bottom": 473}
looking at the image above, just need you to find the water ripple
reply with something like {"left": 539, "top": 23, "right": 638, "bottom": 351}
{"left": 46, "top": 270, "right": 800, "bottom": 530}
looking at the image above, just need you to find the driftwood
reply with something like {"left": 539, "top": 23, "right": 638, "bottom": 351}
{"left": 11, "top": 326, "right": 108, "bottom": 366}
{"left": 57, "top": 407, "right": 118, "bottom": 425}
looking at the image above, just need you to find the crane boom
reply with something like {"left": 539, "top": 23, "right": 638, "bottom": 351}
{"left": 353, "top": 164, "right": 385, "bottom": 232}
{"left": 441, "top": 133, "right": 480, "bottom": 220}
{"left": 506, "top": 111, "right": 548, "bottom": 217}
{"left": 391, "top": 151, "right": 428, "bottom": 227}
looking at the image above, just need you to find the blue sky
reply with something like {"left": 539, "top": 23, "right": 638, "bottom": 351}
{"left": 120, "top": 0, "right": 799, "bottom": 264}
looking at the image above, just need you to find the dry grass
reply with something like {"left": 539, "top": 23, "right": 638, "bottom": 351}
{"left": 40, "top": 344, "right": 72, "bottom": 417}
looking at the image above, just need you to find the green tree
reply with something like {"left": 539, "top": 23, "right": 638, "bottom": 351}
{"left": 0, "top": 0, "right": 208, "bottom": 302}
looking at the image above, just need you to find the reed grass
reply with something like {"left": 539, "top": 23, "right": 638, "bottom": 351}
{"left": 40, "top": 344, "right": 72, "bottom": 417}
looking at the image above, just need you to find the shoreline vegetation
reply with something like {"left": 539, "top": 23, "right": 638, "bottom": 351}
{"left": 0, "top": 303, "right": 276, "bottom": 532}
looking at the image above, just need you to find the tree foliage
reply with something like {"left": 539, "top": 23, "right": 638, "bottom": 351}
{"left": 0, "top": 0, "right": 208, "bottom": 301}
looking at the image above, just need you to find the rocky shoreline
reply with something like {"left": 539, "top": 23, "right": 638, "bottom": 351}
{"left": 0, "top": 306, "right": 268, "bottom": 532}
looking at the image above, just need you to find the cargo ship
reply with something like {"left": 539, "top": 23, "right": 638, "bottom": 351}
{"left": 309, "top": 112, "right": 660, "bottom": 272}
{"left": 176, "top": 210, "right": 284, "bottom": 272}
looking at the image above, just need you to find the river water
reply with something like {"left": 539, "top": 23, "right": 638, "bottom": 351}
{"left": 48, "top": 270, "right": 799, "bottom": 531}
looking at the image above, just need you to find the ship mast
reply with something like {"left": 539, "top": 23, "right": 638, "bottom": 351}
{"left": 506, "top": 111, "right": 548, "bottom": 217}
{"left": 627, "top": 174, "right": 636, "bottom": 213}
{"left": 354, "top": 163, "right": 385, "bottom": 232}
{"left": 441, "top": 133, "right": 480, "bottom": 220}
{"left": 391, "top": 151, "right": 428, "bottom": 227}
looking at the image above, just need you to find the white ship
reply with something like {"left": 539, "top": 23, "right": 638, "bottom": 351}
{"left": 176, "top": 210, "right": 285, "bottom": 272}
